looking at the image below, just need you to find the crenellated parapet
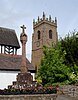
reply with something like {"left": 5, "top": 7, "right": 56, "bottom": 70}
{"left": 33, "top": 12, "right": 57, "bottom": 28}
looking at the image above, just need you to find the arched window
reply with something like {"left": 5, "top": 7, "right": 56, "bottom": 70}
{"left": 49, "top": 30, "right": 52, "bottom": 39}
{"left": 38, "top": 30, "right": 41, "bottom": 40}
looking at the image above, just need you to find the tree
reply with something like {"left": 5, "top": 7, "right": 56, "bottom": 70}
{"left": 37, "top": 43, "right": 71, "bottom": 86}
{"left": 37, "top": 31, "right": 78, "bottom": 86}
{"left": 61, "top": 31, "right": 78, "bottom": 73}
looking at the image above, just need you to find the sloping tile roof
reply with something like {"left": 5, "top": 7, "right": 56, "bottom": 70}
{"left": 0, "top": 27, "right": 20, "bottom": 48}
{"left": 0, "top": 54, "right": 35, "bottom": 73}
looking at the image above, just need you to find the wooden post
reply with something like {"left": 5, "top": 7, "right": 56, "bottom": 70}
{"left": 1, "top": 45, "right": 2, "bottom": 53}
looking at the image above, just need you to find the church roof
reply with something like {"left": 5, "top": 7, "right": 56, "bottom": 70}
{"left": 0, "top": 54, "right": 35, "bottom": 73}
{"left": 0, "top": 27, "right": 20, "bottom": 48}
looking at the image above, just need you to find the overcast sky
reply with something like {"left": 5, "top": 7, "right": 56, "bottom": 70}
{"left": 0, "top": 0, "right": 78, "bottom": 89}
{"left": 0, "top": 0, "right": 78, "bottom": 60}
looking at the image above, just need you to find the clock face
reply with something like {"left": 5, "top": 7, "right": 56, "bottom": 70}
{"left": 36, "top": 41, "right": 40, "bottom": 47}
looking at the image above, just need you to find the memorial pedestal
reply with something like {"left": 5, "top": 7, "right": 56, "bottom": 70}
{"left": 17, "top": 72, "right": 33, "bottom": 88}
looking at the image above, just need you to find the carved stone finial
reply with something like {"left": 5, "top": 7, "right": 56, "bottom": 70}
{"left": 38, "top": 16, "right": 39, "bottom": 22}
{"left": 49, "top": 15, "right": 51, "bottom": 21}
{"left": 55, "top": 17, "right": 57, "bottom": 24}
{"left": 33, "top": 19, "right": 35, "bottom": 22}
{"left": 21, "top": 25, "right": 26, "bottom": 33}
{"left": 43, "top": 12, "right": 45, "bottom": 20}
{"left": 33, "top": 19, "right": 35, "bottom": 25}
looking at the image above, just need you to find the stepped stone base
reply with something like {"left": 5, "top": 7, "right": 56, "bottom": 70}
{"left": 8, "top": 72, "right": 36, "bottom": 89}
{"left": 17, "top": 72, "right": 33, "bottom": 88}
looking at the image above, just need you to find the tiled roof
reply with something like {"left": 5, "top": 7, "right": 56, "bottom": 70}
{"left": 0, "top": 27, "right": 20, "bottom": 48}
{"left": 0, "top": 54, "right": 35, "bottom": 73}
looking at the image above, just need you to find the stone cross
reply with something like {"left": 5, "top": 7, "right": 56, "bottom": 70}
{"left": 20, "top": 25, "right": 27, "bottom": 73}
{"left": 21, "top": 25, "right": 26, "bottom": 33}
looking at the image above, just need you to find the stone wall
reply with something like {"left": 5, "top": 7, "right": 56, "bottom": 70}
{"left": 60, "top": 85, "right": 78, "bottom": 98}
{"left": 0, "top": 94, "right": 57, "bottom": 100}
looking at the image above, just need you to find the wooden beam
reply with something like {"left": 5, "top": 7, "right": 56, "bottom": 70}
{"left": 4, "top": 46, "right": 6, "bottom": 54}
{"left": 15, "top": 48, "right": 17, "bottom": 55}
{"left": 1, "top": 45, "right": 2, "bottom": 53}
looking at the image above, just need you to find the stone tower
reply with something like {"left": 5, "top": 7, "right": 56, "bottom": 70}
{"left": 32, "top": 12, "right": 58, "bottom": 70}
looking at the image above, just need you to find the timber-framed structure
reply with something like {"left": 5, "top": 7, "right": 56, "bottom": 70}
{"left": 0, "top": 27, "right": 35, "bottom": 73}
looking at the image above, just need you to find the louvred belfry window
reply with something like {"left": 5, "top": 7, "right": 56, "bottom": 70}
{"left": 38, "top": 30, "right": 41, "bottom": 40}
{"left": 49, "top": 30, "right": 52, "bottom": 39}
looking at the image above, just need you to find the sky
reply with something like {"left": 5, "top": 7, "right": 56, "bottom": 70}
{"left": 0, "top": 0, "right": 78, "bottom": 89}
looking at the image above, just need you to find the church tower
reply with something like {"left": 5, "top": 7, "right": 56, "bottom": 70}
{"left": 32, "top": 12, "right": 58, "bottom": 70}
